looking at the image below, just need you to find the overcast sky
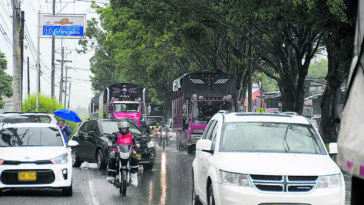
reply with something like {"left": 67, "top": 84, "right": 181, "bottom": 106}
{"left": 0, "top": 0, "right": 108, "bottom": 110}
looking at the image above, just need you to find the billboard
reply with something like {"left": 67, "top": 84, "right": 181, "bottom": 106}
{"left": 41, "top": 14, "right": 85, "bottom": 38}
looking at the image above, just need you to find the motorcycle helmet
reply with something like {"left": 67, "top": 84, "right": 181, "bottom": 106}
{"left": 117, "top": 120, "right": 129, "bottom": 135}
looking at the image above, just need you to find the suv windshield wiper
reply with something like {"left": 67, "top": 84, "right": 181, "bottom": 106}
{"left": 282, "top": 125, "right": 290, "bottom": 152}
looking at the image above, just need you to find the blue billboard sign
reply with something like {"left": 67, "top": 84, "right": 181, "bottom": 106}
{"left": 41, "top": 14, "right": 85, "bottom": 38}
{"left": 42, "top": 25, "right": 84, "bottom": 37}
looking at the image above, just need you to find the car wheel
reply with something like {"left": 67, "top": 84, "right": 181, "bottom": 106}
{"left": 96, "top": 149, "right": 106, "bottom": 170}
{"left": 62, "top": 184, "right": 73, "bottom": 196}
{"left": 143, "top": 163, "right": 154, "bottom": 170}
{"left": 187, "top": 145, "right": 194, "bottom": 154}
{"left": 208, "top": 184, "right": 215, "bottom": 205}
{"left": 192, "top": 173, "right": 202, "bottom": 205}
{"left": 72, "top": 149, "right": 83, "bottom": 168}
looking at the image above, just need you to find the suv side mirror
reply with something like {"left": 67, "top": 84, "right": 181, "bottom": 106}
{"left": 68, "top": 139, "right": 79, "bottom": 147}
{"left": 328, "top": 142, "right": 338, "bottom": 155}
{"left": 89, "top": 130, "right": 96, "bottom": 137}
{"left": 196, "top": 139, "right": 213, "bottom": 154}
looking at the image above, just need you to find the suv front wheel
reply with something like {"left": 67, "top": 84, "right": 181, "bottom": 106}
{"left": 72, "top": 149, "right": 83, "bottom": 167}
{"left": 96, "top": 149, "right": 106, "bottom": 170}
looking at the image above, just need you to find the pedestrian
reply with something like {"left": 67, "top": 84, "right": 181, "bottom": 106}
{"left": 58, "top": 120, "right": 72, "bottom": 144}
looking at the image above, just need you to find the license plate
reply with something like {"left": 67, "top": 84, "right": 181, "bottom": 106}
{"left": 136, "top": 154, "right": 141, "bottom": 160}
{"left": 18, "top": 172, "right": 36, "bottom": 181}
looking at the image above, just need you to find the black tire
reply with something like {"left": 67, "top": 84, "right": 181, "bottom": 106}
{"left": 72, "top": 149, "right": 83, "bottom": 168}
{"left": 187, "top": 145, "right": 194, "bottom": 154}
{"left": 176, "top": 137, "right": 180, "bottom": 150}
{"left": 96, "top": 149, "right": 106, "bottom": 170}
{"left": 192, "top": 173, "right": 202, "bottom": 205}
{"left": 208, "top": 184, "right": 215, "bottom": 205}
{"left": 120, "top": 179, "right": 127, "bottom": 197}
{"left": 162, "top": 139, "right": 166, "bottom": 150}
{"left": 62, "top": 184, "right": 73, "bottom": 196}
{"left": 143, "top": 163, "right": 154, "bottom": 170}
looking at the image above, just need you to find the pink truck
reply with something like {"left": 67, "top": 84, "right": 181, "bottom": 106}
{"left": 98, "top": 83, "right": 145, "bottom": 126}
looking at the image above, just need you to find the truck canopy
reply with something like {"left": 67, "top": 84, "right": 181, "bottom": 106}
{"left": 172, "top": 70, "right": 238, "bottom": 100}
{"left": 102, "top": 83, "right": 143, "bottom": 104}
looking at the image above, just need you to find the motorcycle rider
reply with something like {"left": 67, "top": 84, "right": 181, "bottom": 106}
{"left": 157, "top": 121, "right": 170, "bottom": 146}
{"left": 106, "top": 120, "right": 140, "bottom": 187}
{"left": 140, "top": 119, "right": 151, "bottom": 135}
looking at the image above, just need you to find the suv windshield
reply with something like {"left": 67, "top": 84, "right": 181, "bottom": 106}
{"left": 220, "top": 122, "right": 324, "bottom": 154}
{"left": 0, "top": 126, "right": 63, "bottom": 147}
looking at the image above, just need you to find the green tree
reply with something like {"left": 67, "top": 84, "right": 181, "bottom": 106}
{"left": 0, "top": 50, "right": 13, "bottom": 108}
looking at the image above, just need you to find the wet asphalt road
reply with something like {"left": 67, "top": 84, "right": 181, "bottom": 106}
{"left": 0, "top": 142, "right": 353, "bottom": 205}
{"left": 0, "top": 142, "right": 195, "bottom": 205}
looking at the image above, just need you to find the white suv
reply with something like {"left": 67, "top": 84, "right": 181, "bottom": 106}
{"left": 0, "top": 122, "right": 78, "bottom": 195}
{"left": 192, "top": 112, "right": 345, "bottom": 205}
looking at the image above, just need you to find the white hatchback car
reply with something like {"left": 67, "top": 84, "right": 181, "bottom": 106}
{"left": 192, "top": 112, "right": 345, "bottom": 205}
{"left": 0, "top": 122, "right": 78, "bottom": 195}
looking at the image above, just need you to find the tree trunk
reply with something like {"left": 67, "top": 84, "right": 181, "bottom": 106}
{"left": 320, "top": 46, "right": 342, "bottom": 143}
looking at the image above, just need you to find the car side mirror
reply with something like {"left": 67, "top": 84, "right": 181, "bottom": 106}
{"left": 68, "top": 139, "right": 79, "bottom": 147}
{"left": 328, "top": 142, "right": 338, "bottom": 155}
{"left": 89, "top": 131, "right": 96, "bottom": 137}
{"left": 196, "top": 139, "right": 213, "bottom": 154}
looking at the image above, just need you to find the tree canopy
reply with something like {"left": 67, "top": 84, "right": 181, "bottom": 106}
{"left": 0, "top": 50, "right": 13, "bottom": 109}
{"left": 79, "top": 0, "right": 355, "bottom": 133}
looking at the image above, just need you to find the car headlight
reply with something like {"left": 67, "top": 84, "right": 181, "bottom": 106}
{"left": 51, "top": 153, "right": 68, "bottom": 164}
{"left": 219, "top": 170, "right": 252, "bottom": 187}
{"left": 119, "top": 152, "right": 130, "bottom": 159}
{"left": 317, "top": 173, "right": 343, "bottom": 188}
{"left": 147, "top": 141, "right": 154, "bottom": 148}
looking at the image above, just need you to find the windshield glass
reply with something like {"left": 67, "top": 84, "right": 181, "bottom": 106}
{"left": 100, "top": 121, "right": 141, "bottom": 135}
{"left": 192, "top": 101, "right": 233, "bottom": 123}
{"left": 0, "top": 126, "right": 63, "bottom": 147}
{"left": 114, "top": 103, "right": 140, "bottom": 112}
{"left": 219, "top": 122, "right": 324, "bottom": 154}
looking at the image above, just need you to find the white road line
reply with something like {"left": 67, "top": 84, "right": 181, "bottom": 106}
{"left": 89, "top": 180, "right": 99, "bottom": 205}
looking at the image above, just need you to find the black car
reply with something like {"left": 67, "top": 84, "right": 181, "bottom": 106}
{"left": 71, "top": 118, "right": 155, "bottom": 170}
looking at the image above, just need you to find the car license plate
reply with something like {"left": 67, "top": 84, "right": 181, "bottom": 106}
{"left": 136, "top": 154, "right": 141, "bottom": 160}
{"left": 18, "top": 172, "right": 36, "bottom": 181}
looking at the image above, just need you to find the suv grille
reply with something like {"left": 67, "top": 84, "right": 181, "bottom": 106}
{"left": 1, "top": 169, "right": 55, "bottom": 185}
{"left": 250, "top": 175, "right": 318, "bottom": 192}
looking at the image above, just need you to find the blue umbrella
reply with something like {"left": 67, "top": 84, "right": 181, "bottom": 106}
{"left": 54, "top": 109, "right": 82, "bottom": 122}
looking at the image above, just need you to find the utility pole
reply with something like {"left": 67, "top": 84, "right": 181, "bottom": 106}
{"left": 36, "top": 10, "right": 40, "bottom": 110}
{"left": 248, "top": 43, "right": 252, "bottom": 112}
{"left": 63, "top": 66, "right": 68, "bottom": 107}
{"left": 12, "top": 0, "right": 22, "bottom": 112}
{"left": 59, "top": 46, "right": 64, "bottom": 104}
{"left": 27, "top": 56, "right": 30, "bottom": 95}
{"left": 20, "top": 10, "right": 24, "bottom": 101}
{"left": 51, "top": 0, "right": 56, "bottom": 98}
{"left": 67, "top": 82, "right": 71, "bottom": 109}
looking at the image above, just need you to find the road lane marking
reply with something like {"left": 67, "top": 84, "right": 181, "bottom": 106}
{"left": 89, "top": 180, "right": 99, "bottom": 205}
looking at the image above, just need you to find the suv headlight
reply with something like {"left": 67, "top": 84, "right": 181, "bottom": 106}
{"left": 51, "top": 153, "right": 68, "bottom": 164}
{"left": 147, "top": 141, "right": 154, "bottom": 148}
{"left": 317, "top": 173, "right": 343, "bottom": 188}
{"left": 219, "top": 170, "right": 252, "bottom": 187}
